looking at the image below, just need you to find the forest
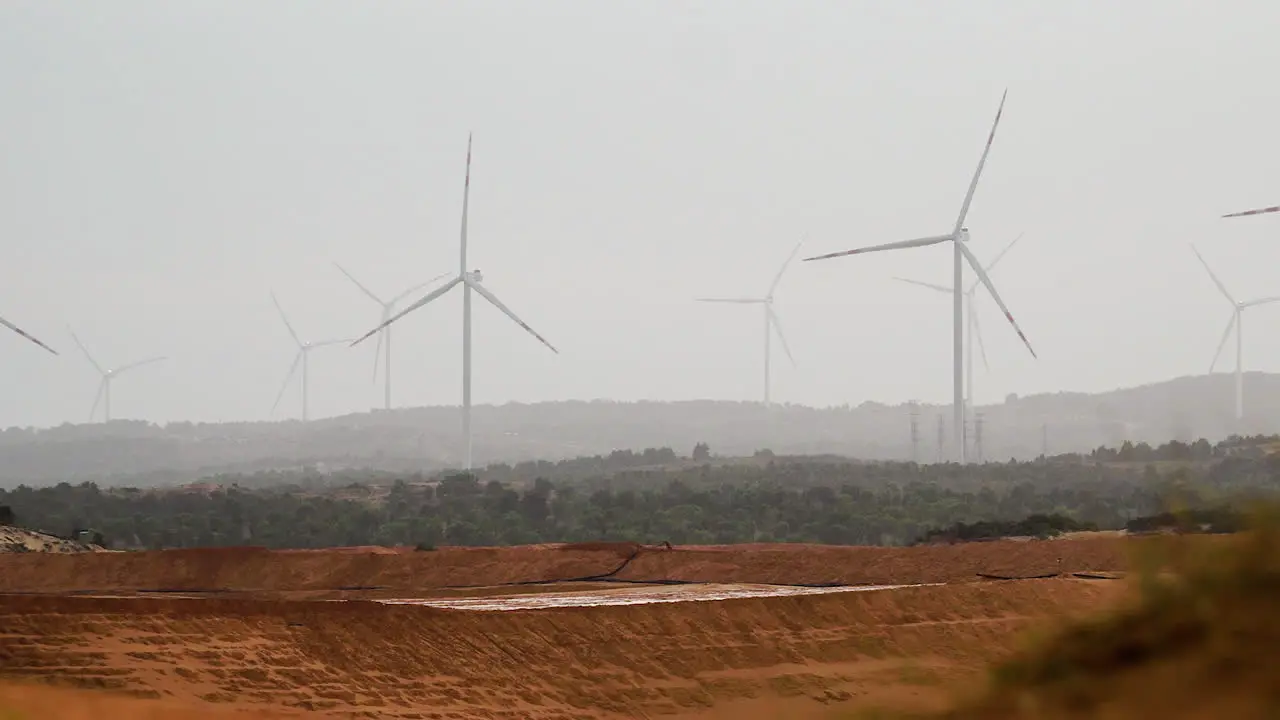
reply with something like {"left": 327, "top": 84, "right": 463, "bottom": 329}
{"left": 1, "top": 435, "right": 1277, "bottom": 550}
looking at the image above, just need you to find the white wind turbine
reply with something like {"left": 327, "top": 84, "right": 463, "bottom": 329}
{"left": 1190, "top": 244, "right": 1280, "bottom": 422}
{"left": 696, "top": 238, "right": 804, "bottom": 406}
{"left": 1, "top": 314, "right": 57, "bottom": 355}
{"left": 802, "top": 90, "right": 1036, "bottom": 464}
{"left": 270, "top": 292, "right": 353, "bottom": 422}
{"left": 335, "top": 264, "right": 451, "bottom": 411}
{"left": 350, "top": 136, "right": 559, "bottom": 470}
{"left": 894, "top": 231, "right": 1025, "bottom": 449}
{"left": 69, "top": 329, "right": 166, "bottom": 423}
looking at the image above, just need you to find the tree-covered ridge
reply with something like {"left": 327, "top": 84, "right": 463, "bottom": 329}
{"left": 3, "top": 372, "right": 1280, "bottom": 487}
{"left": 1, "top": 435, "right": 1277, "bottom": 551}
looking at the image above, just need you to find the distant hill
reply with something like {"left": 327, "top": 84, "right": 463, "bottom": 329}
{"left": 1, "top": 372, "right": 1278, "bottom": 487}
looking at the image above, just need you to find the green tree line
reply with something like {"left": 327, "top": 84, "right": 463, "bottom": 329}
{"left": 1, "top": 436, "right": 1277, "bottom": 550}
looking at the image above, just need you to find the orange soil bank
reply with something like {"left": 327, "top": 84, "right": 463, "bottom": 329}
{"left": 0, "top": 578, "right": 1121, "bottom": 719}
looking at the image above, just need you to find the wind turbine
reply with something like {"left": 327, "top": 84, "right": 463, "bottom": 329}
{"left": 270, "top": 292, "right": 352, "bottom": 422}
{"left": 350, "top": 136, "right": 559, "bottom": 470}
{"left": 1, "top": 314, "right": 57, "bottom": 355}
{"left": 68, "top": 329, "right": 166, "bottom": 423}
{"left": 801, "top": 90, "right": 1036, "bottom": 464}
{"left": 894, "top": 231, "right": 1025, "bottom": 449}
{"left": 334, "top": 264, "right": 450, "bottom": 411}
{"left": 696, "top": 238, "right": 804, "bottom": 406}
{"left": 1190, "top": 244, "right": 1280, "bottom": 422}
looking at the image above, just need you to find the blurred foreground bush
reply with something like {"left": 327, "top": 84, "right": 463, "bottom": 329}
{"left": 933, "top": 504, "right": 1280, "bottom": 719}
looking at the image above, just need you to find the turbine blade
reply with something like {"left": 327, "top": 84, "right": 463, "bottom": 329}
{"left": 460, "top": 134, "right": 472, "bottom": 272}
{"left": 893, "top": 277, "right": 953, "bottom": 294}
{"left": 1189, "top": 245, "right": 1237, "bottom": 305}
{"left": 803, "top": 234, "right": 953, "bottom": 262}
{"left": 696, "top": 297, "right": 765, "bottom": 304}
{"left": 983, "top": 231, "right": 1025, "bottom": 274}
{"left": 766, "top": 304, "right": 796, "bottom": 367}
{"left": 334, "top": 263, "right": 385, "bottom": 305}
{"left": 270, "top": 292, "right": 303, "bottom": 347}
{"left": 312, "top": 338, "right": 355, "bottom": 347}
{"left": 271, "top": 351, "right": 303, "bottom": 415}
{"left": 965, "top": 231, "right": 1026, "bottom": 294}
{"left": 0, "top": 315, "right": 57, "bottom": 354}
{"left": 953, "top": 89, "right": 1007, "bottom": 236}
{"left": 1242, "top": 295, "right": 1280, "bottom": 309}
{"left": 766, "top": 236, "right": 806, "bottom": 297}
{"left": 468, "top": 279, "right": 559, "bottom": 354}
{"left": 971, "top": 308, "right": 991, "bottom": 372}
{"left": 1209, "top": 312, "right": 1236, "bottom": 373}
{"left": 371, "top": 308, "right": 389, "bottom": 384}
{"left": 68, "top": 328, "right": 104, "bottom": 374}
{"left": 350, "top": 276, "right": 463, "bottom": 347}
{"left": 392, "top": 273, "right": 452, "bottom": 305}
{"left": 88, "top": 378, "right": 104, "bottom": 422}
{"left": 114, "top": 356, "right": 167, "bottom": 374}
{"left": 1223, "top": 204, "right": 1280, "bottom": 219}
{"left": 959, "top": 241, "right": 1036, "bottom": 359}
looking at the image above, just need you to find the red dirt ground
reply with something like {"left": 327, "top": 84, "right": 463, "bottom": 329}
{"left": 0, "top": 582, "right": 1122, "bottom": 718}
{"left": 0, "top": 538, "right": 1141, "bottom": 718}
{"left": 0, "top": 536, "right": 1130, "bottom": 598}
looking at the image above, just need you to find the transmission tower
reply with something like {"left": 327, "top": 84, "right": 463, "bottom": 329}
{"left": 909, "top": 402, "right": 920, "bottom": 462}
{"left": 974, "top": 411, "right": 985, "bottom": 463}
{"left": 936, "top": 413, "right": 945, "bottom": 463}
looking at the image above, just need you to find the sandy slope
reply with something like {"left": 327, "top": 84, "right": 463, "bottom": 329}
{"left": 0, "top": 578, "right": 1122, "bottom": 719}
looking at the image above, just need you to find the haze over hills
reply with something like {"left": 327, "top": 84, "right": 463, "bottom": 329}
{"left": 2, "top": 372, "right": 1278, "bottom": 487}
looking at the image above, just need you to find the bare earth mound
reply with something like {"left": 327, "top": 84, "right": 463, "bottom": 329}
{"left": 0, "top": 579, "right": 1121, "bottom": 719}
{"left": 0, "top": 681, "right": 284, "bottom": 719}
{"left": 0, "top": 537, "right": 1131, "bottom": 598}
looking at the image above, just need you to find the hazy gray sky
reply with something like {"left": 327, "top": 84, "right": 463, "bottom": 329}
{"left": 3, "top": 1, "right": 1280, "bottom": 428}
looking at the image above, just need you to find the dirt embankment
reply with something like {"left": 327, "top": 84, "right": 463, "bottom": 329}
{"left": 0, "top": 526, "right": 103, "bottom": 554}
{"left": 0, "top": 681, "right": 286, "bottom": 719}
{"left": 0, "top": 578, "right": 1121, "bottom": 719}
{"left": 0, "top": 537, "right": 1132, "bottom": 597}
{"left": 614, "top": 537, "right": 1129, "bottom": 586}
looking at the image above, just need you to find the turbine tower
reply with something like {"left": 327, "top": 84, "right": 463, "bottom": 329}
{"left": 334, "top": 264, "right": 450, "bottom": 411}
{"left": 270, "top": 292, "right": 352, "bottom": 422}
{"left": 1, "top": 314, "right": 57, "bottom": 355}
{"left": 894, "top": 231, "right": 1025, "bottom": 451}
{"left": 802, "top": 90, "right": 1036, "bottom": 464}
{"left": 1190, "top": 244, "right": 1280, "bottom": 422}
{"left": 695, "top": 238, "right": 804, "bottom": 406}
{"left": 69, "top": 329, "right": 166, "bottom": 423}
{"left": 351, "top": 136, "right": 559, "bottom": 470}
